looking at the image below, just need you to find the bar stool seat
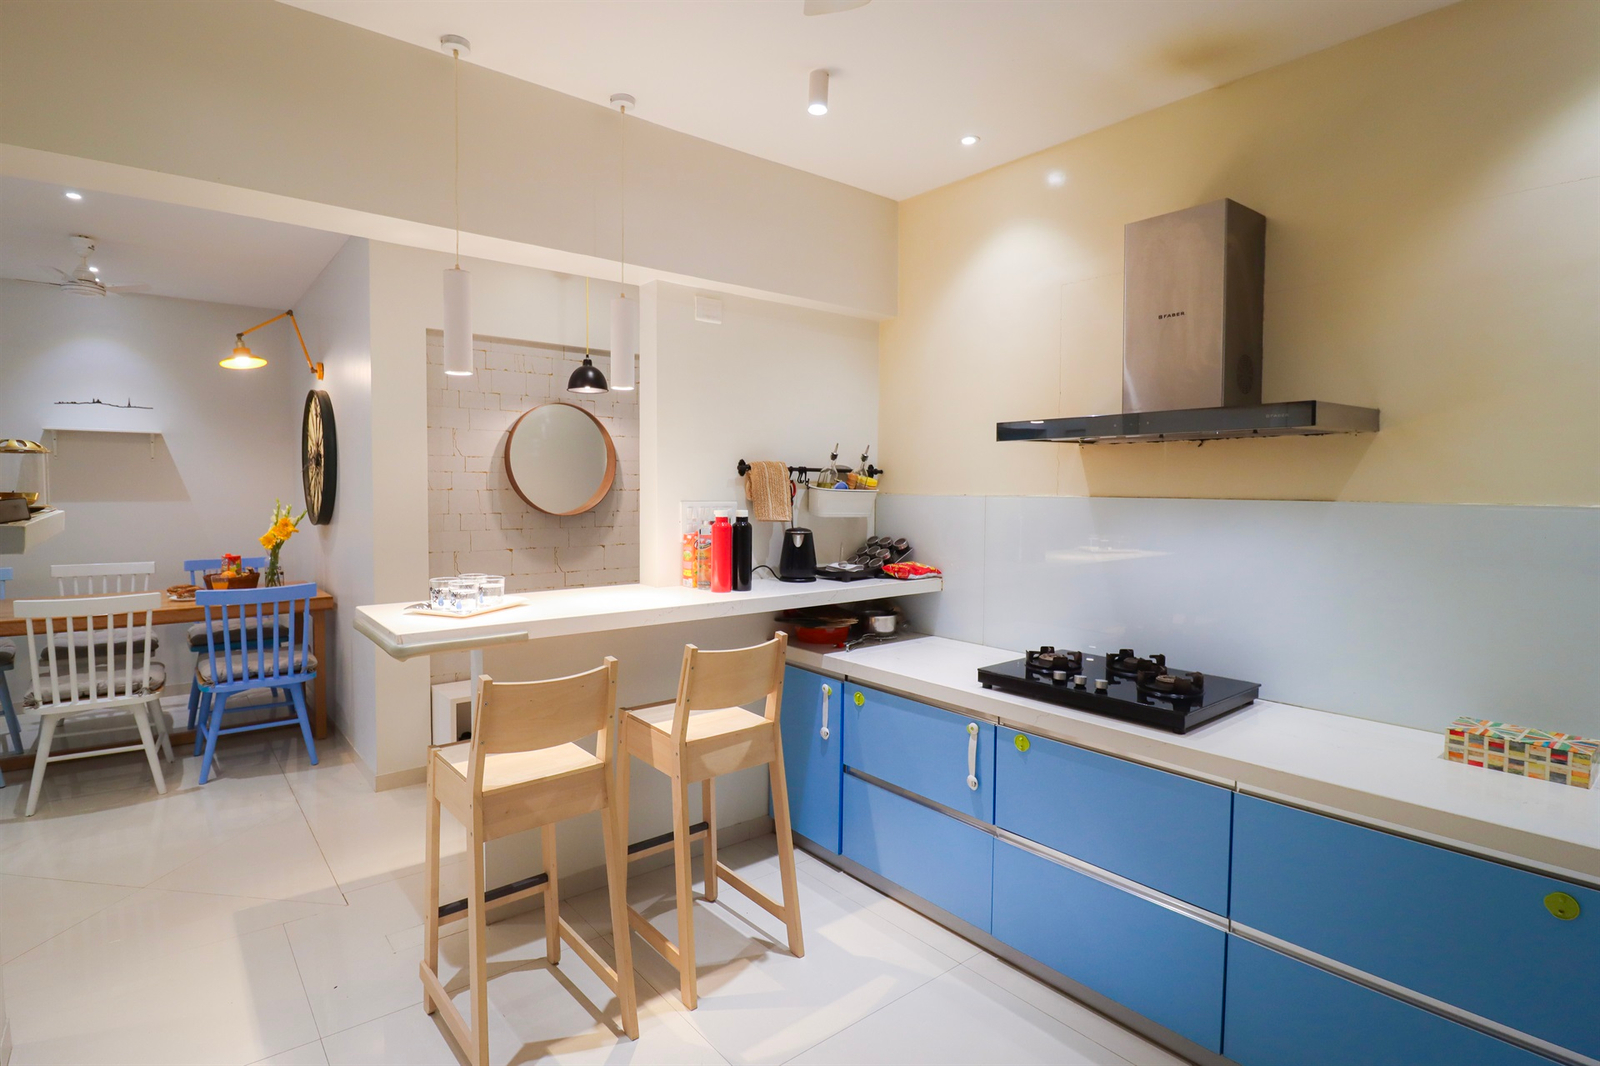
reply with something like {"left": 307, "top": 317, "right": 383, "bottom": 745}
{"left": 618, "top": 633, "right": 803, "bottom": 1011}
{"left": 431, "top": 741, "right": 605, "bottom": 816}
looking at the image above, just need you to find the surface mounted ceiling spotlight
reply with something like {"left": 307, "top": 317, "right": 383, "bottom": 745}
{"left": 64, "top": 191, "right": 83, "bottom": 200}
{"left": 441, "top": 34, "right": 474, "bottom": 376}
{"left": 1046, "top": 169, "right": 1068, "bottom": 188}
{"left": 808, "top": 69, "right": 829, "bottom": 116}
{"left": 960, "top": 135, "right": 980, "bottom": 147}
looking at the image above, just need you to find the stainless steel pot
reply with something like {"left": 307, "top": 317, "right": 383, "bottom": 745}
{"left": 859, "top": 609, "right": 900, "bottom": 636}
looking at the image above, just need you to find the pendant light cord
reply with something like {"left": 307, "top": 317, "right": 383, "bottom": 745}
{"left": 453, "top": 46, "right": 461, "bottom": 268}
{"left": 619, "top": 103, "right": 626, "bottom": 288}
{"left": 585, "top": 276, "right": 591, "bottom": 356}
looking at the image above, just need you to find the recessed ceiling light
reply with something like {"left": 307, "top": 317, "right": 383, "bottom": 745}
{"left": 88, "top": 266, "right": 99, "bottom": 273}
{"left": 960, "top": 135, "right": 980, "bottom": 147}
{"left": 1046, "top": 169, "right": 1067, "bottom": 188}
{"left": 64, "top": 191, "right": 83, "bottom": 200}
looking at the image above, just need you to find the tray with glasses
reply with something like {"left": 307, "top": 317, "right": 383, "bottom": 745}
{"left": 404, "top": 573, "right": 520, "bottom": 618}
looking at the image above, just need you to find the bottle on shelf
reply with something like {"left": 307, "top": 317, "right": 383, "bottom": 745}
{"left": 710, "top": 510, "right": 733, "bottom": 593}
{"left": 732, "top": 510, "right": 753, "bottom": 591}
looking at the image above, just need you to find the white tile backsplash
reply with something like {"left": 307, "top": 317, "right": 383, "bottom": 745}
{"left": 879, "top": 494, "right": 1600, "bottom": 736}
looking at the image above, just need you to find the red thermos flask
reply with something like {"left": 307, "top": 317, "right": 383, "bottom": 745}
{"left": 710, "top": 510, "right": 733, "bottom": 593}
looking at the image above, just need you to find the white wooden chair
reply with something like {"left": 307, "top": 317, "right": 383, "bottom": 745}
{"left": 16, "top": 591, "right": 172, "bottom": 816}
{"left": 51, "top": 561, "right": 156, "bottom": 595}
{"left": 618, "top": 632, "right": 803, "bottom": 1010}
{"left": 422, "top": 657, "right": 638, "bottom": 1064}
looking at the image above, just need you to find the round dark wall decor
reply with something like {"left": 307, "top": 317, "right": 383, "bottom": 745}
{"left": 301, "top": 389, "right": 337, "bottom": 525}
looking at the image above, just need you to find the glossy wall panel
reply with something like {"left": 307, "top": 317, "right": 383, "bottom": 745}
{"left": 875, "top": 494, "right": 986, "bottom": 645}
{"left": 879, "top": 494, "right": 1600, "bottom": 735}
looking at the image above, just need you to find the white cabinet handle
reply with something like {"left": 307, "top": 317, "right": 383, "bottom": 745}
{"left": 819, "top": 684, "right": 832, "bottom": 740}
{"left": 966, "top": 722, "right": 979, "bottom": 791}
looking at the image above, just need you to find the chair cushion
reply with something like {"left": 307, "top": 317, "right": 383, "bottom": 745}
{"left": 23, "top": 661, "right": 167, "bottom": 709}
{"left": 186, "top": 620, "right": 292, "bottom": 651}
{"left": 196, "top": 650, "right": 316, "bottom": 685}
{"left": 433, "top": 741, "right": 602, "bottom": 793}
{"left": 0, "top": 639, "right": 13, "bottom": 669}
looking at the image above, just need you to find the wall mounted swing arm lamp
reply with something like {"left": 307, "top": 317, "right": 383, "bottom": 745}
{"left": 221, "top": 309, "right": 324, "bottom": 379}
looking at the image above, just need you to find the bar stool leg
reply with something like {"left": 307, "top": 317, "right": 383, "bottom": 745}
{"left": 701, "top": 777, "right": 719, "bottom": 903}
{"left": 768, "top": 751, "right": 806, "bottom": 958}
{"left": 671, "top": 770, "right": 698, "bottom": 1010}
{"left": 601, "top": 792, "right": 639, "bottom": 1039}
{"left": 542, "top": 823, "right": 561, "bottom": 965}
{"left": 422, "top": 763, "right": 441, "bottom": 1015}
{"left": 468, "top": 823, "right": 491, "bottom": 1066}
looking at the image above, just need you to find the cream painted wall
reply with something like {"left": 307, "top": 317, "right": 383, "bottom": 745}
{"left": 639, "top": 282, "right": 883, "bottom": 586}
{"left": 0, "top": 0, "right": 896, "bottom": 318}
{"left": 286, "top": 237, "right": 378, "bottom": 772}
{"left": 881, "top": 0, "right": 1600, "bottom": 505}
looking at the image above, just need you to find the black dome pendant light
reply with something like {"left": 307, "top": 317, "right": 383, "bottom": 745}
{"left": 567, "top": 275, "right": 609, "bottom": 394}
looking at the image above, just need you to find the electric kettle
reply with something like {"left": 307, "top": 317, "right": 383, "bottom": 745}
{"left": 778, "top": 527, "right": 817, "bottom": 582}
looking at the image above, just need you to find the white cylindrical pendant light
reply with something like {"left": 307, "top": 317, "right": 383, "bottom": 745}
{"left": 610, "top": 294, "right": 637, "bottom": 391}
{"left": 808, "top": 69, "right": 829, "bottom": 116}
{"left": 443, "top": 266, "right": 472, "bottom": 376}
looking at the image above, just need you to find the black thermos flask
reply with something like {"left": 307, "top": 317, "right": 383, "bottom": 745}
{"left": 732, "top": 510, "right": 753, "bottom": 591}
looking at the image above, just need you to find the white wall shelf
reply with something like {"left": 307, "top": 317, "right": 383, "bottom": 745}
{"left": 0, "top": 507, "right": 65, "bottom": 555}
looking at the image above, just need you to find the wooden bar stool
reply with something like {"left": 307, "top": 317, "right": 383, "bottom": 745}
{"left": 422, "top": 658, "right": 638, "bottom": 1065}
{"left": 619, "top": 632, "right": 803, "bottom": 1010}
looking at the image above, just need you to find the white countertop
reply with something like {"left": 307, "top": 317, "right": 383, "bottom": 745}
{"left": 353, "top": 576, "right": 941, "bottom": 658}
{"left": 788, "top": 634, "right": 1600, "bottom": 883}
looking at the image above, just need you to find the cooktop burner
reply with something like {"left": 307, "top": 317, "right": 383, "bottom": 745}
{"left": 979, "top": 647, "right": 1258, "bottom": 734}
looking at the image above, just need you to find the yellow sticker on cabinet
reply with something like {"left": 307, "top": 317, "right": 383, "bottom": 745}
{"left": 1014, "top": 734, "right": 1031, "bottom": 753}
{"left": 853, "top": 691, "right": 865, "bottom": 707}
{"left": 1545, "top": 892, "right": 1580, "bottom": 921}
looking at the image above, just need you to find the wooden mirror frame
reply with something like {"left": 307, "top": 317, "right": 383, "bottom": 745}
{"left": 504, "top": 402, "right": 618, "bottom": 516}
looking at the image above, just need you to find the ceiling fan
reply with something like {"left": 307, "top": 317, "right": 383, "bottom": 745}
{"left": 803, "top": 0, "right": 871, "bottom": 14}
{"left": 50, "top": 235, "right": 150, "bottom": 298}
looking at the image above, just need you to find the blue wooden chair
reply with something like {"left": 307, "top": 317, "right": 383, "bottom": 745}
{"left": 192, "top": 582, "right": 319, "bottom": 784}
{"left": 181, "top": 557, "right": 271, "bottom": 732}
{"left": 0, "top": 567, "right": 18, "bottom": 787}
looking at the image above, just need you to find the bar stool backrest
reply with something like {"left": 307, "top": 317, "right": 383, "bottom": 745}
{"left": 17, "top": 592, "right": 161, "bottom": 709}
{"left": 52, "top": 562, "right": 156, "bottom": 596}
{"left": 672, "top": 632, "right": 789, "bottom": 740}
{"left": 471, "top": 657, "right": 619, "bottom": 787}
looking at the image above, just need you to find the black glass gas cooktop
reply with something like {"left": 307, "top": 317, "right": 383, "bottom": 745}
{"left": 977, "top": 647, "right": 1259, "bottom": 734}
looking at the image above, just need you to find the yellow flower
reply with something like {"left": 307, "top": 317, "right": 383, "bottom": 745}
{"left": 259, "top": 533, "right": 277, "bottom": 550}
{"left": 271, "top": 517, "right": 297, "bottom": 541}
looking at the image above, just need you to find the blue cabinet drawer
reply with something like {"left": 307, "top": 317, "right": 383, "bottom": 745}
{"left": 841, "top": 774, "right": 992, "bottom": 931}
{"left": 1224, "top": 936, "right": 1550, "bottom": 1066}
{"left": 991, "top": 838, "right": 1226, "bottom": 1053}
{"left": 995, "top": 730, "right": 1232, "bottom": 914}
{"left": 779, "top": 667, "right": 842, "bottom": 854}
{"left": 842, "top": 683, "right": 994, "bottom": 821}
{"left": 1232, "top": 795, "right": 1600, "bottom": 1060}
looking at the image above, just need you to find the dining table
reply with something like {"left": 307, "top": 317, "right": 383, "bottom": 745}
{"left": 0, "top": 589, "right": 335, "bottom": 773}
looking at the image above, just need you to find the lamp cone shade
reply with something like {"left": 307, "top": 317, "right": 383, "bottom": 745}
{"left": 609, "top": 294, "right": 637, "bottom": 390}
{"left": 220, "top": 342, "right": 267, "bottom": 370}
{"left": 567, "top": 357, "right": 608, "bottom": 394}
{"left": 443, "top": 266, "right": 473, "bottom": 375}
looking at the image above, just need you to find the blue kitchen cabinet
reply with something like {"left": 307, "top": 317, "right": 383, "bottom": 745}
{"left": 1224, "top": 936, "right": 1550, "bottom": 1066}
{"left": 1232, "top": 794, "right": 1600, "bottom": 1061}
{"left": 778, "top": 666, "right": 843, "bottom": 853}
{"left": 842, "top": 683, "right": 995, "bottom": 821}
{"left": 994, "top": 730, "right": 1232, "bottom": 915}
{"left": 990, "top": 838, "right": 1226, "bottom": 1053}
{"left": 841, "top": 774, "right": 993, "bottom": 931}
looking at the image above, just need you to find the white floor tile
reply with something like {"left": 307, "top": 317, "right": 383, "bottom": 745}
{"left": 291, "top": 776, "right": 467, "bottom": 893}
{"left": 5, "top": 924, "right": 320, "bottom": 1065}
{"left": 252, "top": 1040, "right": 331, "bottom": 1065}
{"left": 789, "top": 964, "right": 1134, "bottom": 1065}
{"left": 961, "top": 954, "right": 1191, "bottom": 1066}
{"left": 0, "top": 873, "right": 134, "bottom": 964}
{"left": 149, "top": 810, "right": 346, "bottom": 905}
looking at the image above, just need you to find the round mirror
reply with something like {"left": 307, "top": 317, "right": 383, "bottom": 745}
{"left": 505, "top": 402, "right": 617, "bottom": 515}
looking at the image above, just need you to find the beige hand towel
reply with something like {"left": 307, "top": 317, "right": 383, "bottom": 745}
{"left": 744, "top": 461, "right": 793, "bottom": 523}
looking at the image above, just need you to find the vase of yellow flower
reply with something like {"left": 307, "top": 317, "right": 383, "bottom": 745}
{"left": 260, "top": 499, "right": 305, "bottom": 587}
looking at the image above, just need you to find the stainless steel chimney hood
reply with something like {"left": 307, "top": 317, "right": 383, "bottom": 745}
{"left": 998, "top": 199, "right": 1378, "bottom": 446}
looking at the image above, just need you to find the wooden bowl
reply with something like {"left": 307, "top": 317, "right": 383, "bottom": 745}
{"left": 206, "top": 569, "right": 261, "bottom": 590}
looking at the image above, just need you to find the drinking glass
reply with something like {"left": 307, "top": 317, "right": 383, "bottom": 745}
{"left": 449, "top": 577, "right": 481, "bottom": 613}
{"left": 480, "top": 575, "right": 506, "bottom": 606}
{"left": 429, "top": 577, "right": 452, "bottom": 610}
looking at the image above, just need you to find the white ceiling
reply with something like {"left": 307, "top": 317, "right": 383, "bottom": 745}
{"left": 285, "top": 0, "right": 1454, "bottom": 200}
{"left": 0, "top": 177, "right": 348, "bottom": 309}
